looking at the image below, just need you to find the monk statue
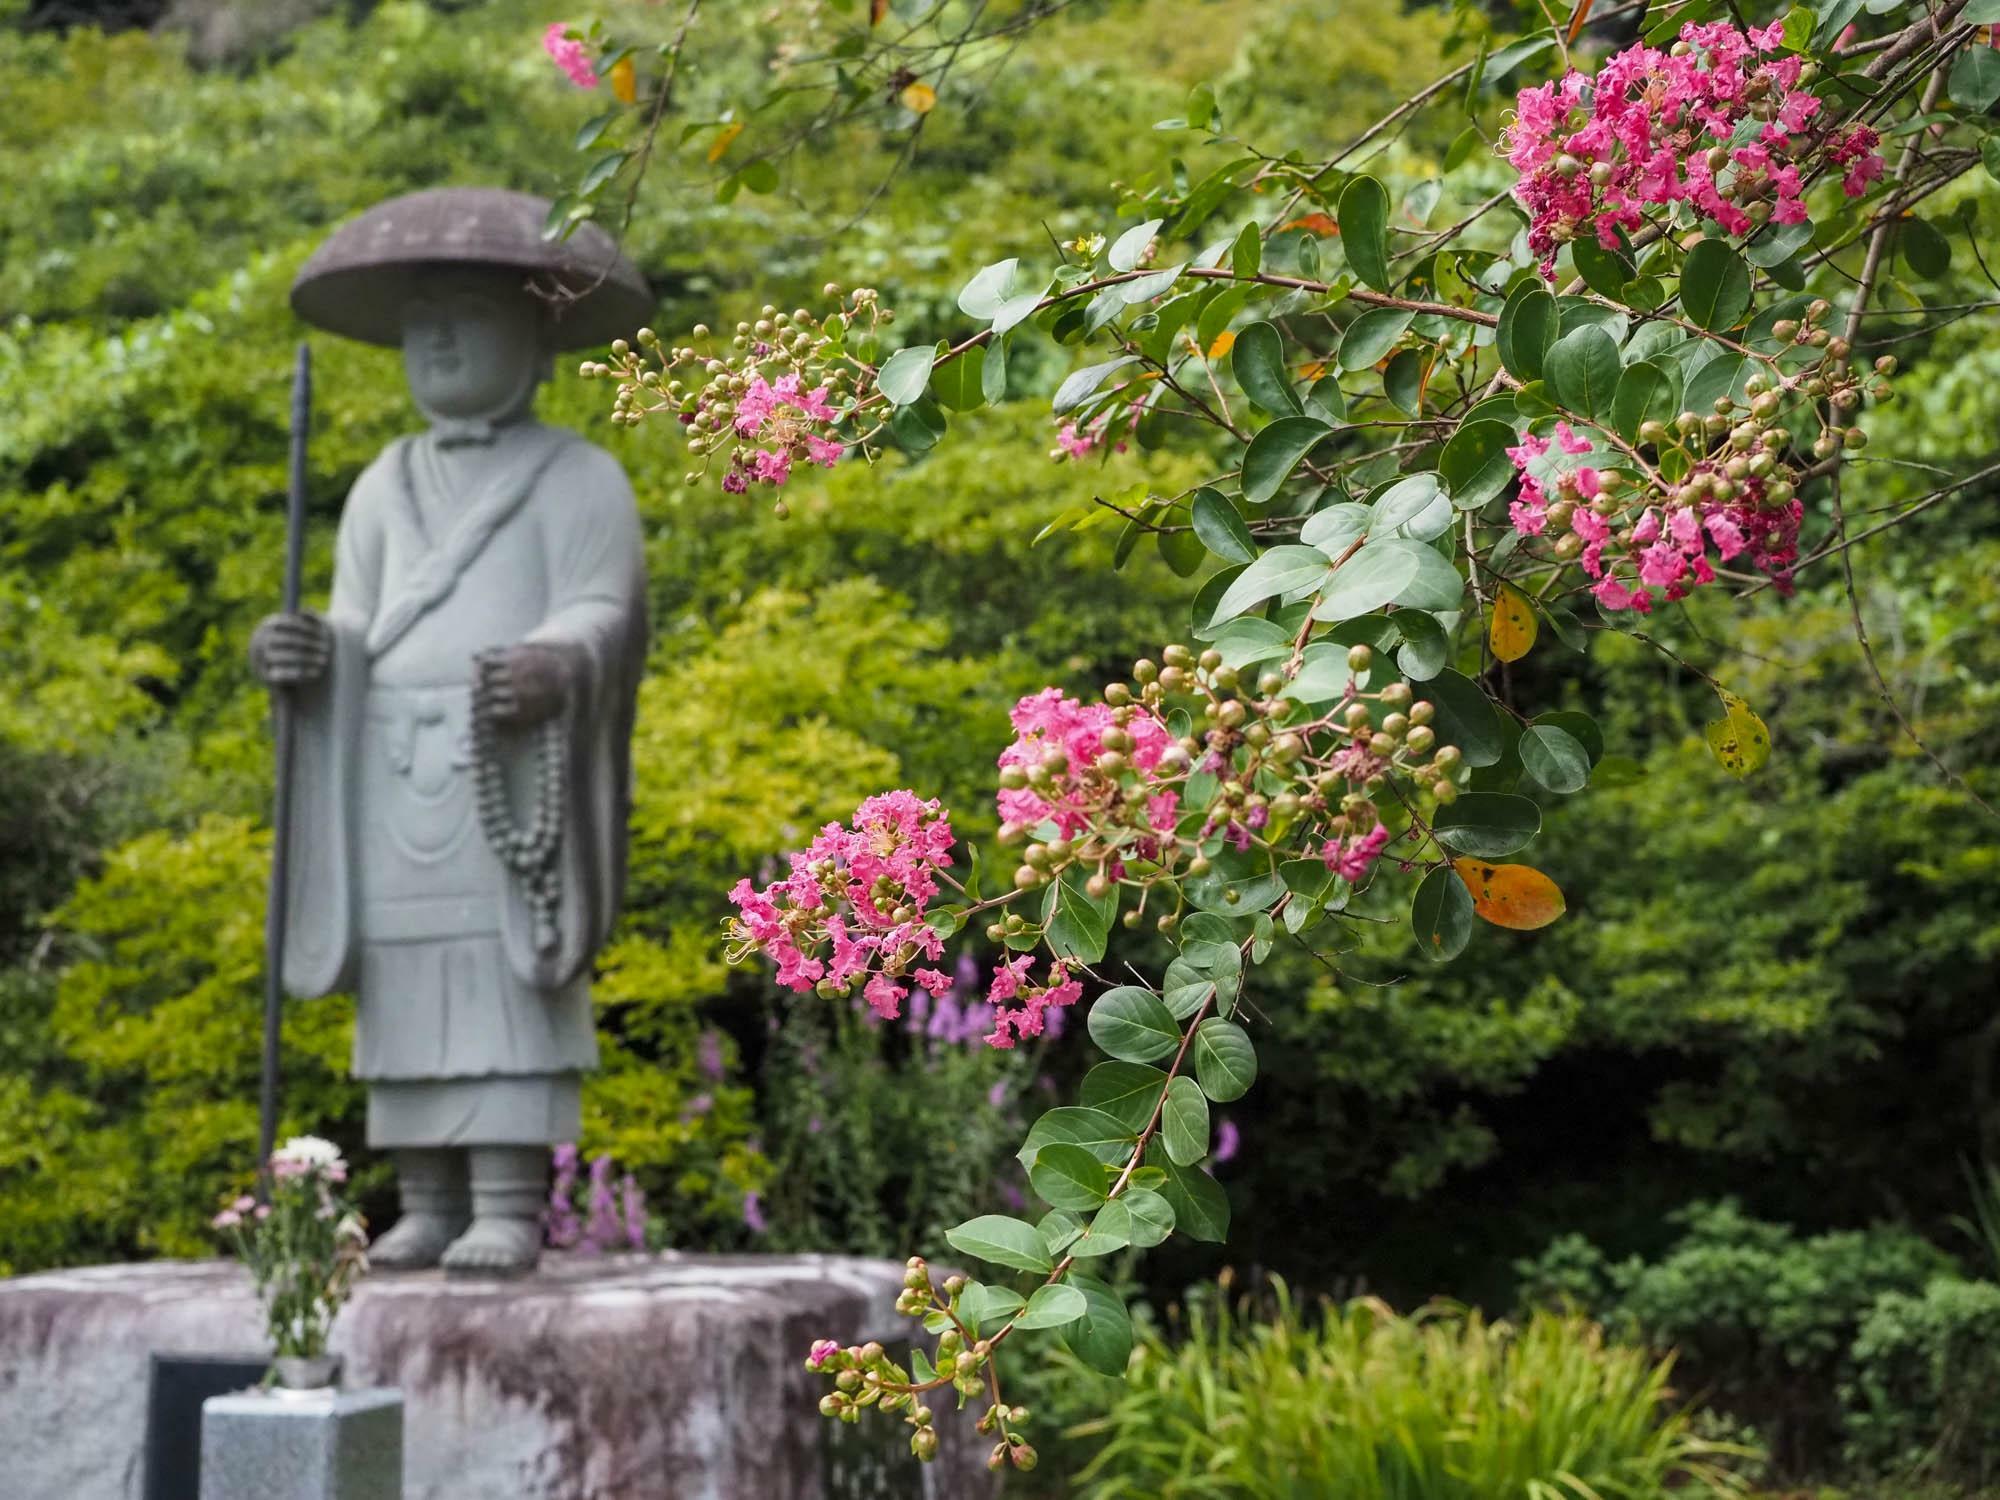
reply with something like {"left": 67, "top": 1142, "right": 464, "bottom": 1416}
{"left": 250, "top": 188, "right": 652, "bottom": 1275}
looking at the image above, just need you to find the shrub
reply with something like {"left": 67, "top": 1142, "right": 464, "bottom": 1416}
{"left": 1071, "top": 1281, "right": 1752, "bottom": 1500}
{"left": 1516, "top": 1201, "right": 1955, "bottom": 1472}
{"left": 1842, "top": 1277, "right": 2000, "bottom": 1491}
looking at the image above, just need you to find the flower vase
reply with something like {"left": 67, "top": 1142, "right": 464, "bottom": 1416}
{"left": 270, "top": 1353, "right": 343, "bottom": 1394}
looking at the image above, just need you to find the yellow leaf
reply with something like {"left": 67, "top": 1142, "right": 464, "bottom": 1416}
{"left": 1452, "top": 859, "right": 1566, "bottom": 930}
{"left": 707, "top": 121, "right": 744, "bottom": 164}
{"left": 871, "top": 0, "right": 889, "bottom": 23}
{"left": 900, "top": 81, "right": 938, "bottom": 115}
{"left": 1207, "top": 330, "right": 1237, "bottom": 359}
{"left": 609, "top": 56, "right": 637, "bottom": 105}
{"left": 1488, "top": 582, "right": 1538, "bottom": 663}
{"left": 1280, "top": 212, "right": 1340, "bottom": 237}
{"left": 1704, "top": 687, "right": 1771, "bottom": 779}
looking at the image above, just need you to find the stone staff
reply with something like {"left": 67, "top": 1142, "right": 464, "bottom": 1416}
{"left": 258, "top": 341, "right": 312, "bottom": 1171}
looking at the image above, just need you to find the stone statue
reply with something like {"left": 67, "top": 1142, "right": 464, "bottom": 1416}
{"left": 251, "top": 188, "right": 653, "bottom": 1274}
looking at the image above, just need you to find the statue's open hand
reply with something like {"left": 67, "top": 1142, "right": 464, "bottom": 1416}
{"left": 250, "top": 611, "right": 332, "bottom": 687}
{"left": 473, "top": 643, "right": 569, "bottom": 730}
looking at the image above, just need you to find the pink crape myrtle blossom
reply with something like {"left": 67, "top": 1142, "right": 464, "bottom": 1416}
{"left": 727, "top": 373, "right": 848, "bottom": 489}
{"left": 996, "top": 689, "right": 1181, "bottom": 845}
{"left": 543, "top": 24, "right": 598, "bottom": 89}
{"left": 1321, "top": 822, "right": 1392, "bottom": 883}
{"left": 984, "top": 960, "right": 1086, "bottom": 1049}
{"left": 1507, "top": 423, "right": 1802, "bottom": 610}
{"left": 807, "top": 1338, "right": 842, "bottom": 1370}
{"left": 726, "top": 791, "right": 958, "bottom": 1021}
{"left": 1502, "top": 21, "right": 1883, "bottom": 274}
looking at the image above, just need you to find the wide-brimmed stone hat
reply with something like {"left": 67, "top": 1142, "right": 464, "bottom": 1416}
{"left": 291, "top": 187, "right": 653, "bottom": 351}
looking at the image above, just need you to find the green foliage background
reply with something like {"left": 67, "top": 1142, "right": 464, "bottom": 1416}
{"left": 1, "top": 3, "right": 1996, "bottom": 1439}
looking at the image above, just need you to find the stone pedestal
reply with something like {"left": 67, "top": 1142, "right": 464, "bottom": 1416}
{"left": 201, "top": 1387, "right": 403, "bottom": 1500}
{"left": 0, "top": 1253, "right": 995, "bottom": 1500}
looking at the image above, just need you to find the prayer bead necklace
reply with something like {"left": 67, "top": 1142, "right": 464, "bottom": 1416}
{"left": 471, "top": 707, "right": 565, "bottom": 955}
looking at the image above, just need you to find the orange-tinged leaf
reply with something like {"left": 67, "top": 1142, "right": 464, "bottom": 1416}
{"left": 707, "top": 121, "right": 744, "bottom": 164}
{"left": 1489, "top": 581, "right": 1538, "bottom": 663}
{"left": 1452, "top": 859, "right": 1566, "bottom": 930}
{"left": 1207, "top": 330, "right": 1237, "bottom": 359}
{"left": 900, "top": 81, "right": 938, "bottom": 114}
{"left": 609, "top": 55, "right": 637, "bottom": 104}
{"left": 1566, "top": 0, "right": 1595, "bottom": 42}
{"left": 1704, "top": 687, "right": 1770, "bottom": 778}
{"left": 1280, "top": 212, "right": 1340, "bottom": 237}
{"left": 1298, "top": 360, "right": 1330, "bottom": 380}
{"left": 871, "top": 0, "right": 889, "bottom": 23}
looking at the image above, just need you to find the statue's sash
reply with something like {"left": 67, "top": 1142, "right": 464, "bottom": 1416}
{"left": 364, "top": 429, "right": 577, "bottom": 662}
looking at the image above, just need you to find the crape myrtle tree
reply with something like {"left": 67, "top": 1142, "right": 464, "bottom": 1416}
{"left": 540, "top": 0, "right": 2000, "bottom": 1472}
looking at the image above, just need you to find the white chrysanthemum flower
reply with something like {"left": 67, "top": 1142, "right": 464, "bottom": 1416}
{"left": 273, "top": 1135, "right": 344, "bottom": 1171}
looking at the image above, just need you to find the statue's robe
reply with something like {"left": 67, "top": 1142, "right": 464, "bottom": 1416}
{"left": 279, "top": 421, "right": 646, "bottom": 1148}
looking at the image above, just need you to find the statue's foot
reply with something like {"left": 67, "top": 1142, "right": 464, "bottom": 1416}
{"left": 369, "top": 1211, "right": 470, "bottom": 1271}
{"left": 441, "top": 1216, "right": 542, "bottom": 1278}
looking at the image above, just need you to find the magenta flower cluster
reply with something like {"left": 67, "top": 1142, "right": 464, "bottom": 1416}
{"left": 1504, "top": 20, "right": 1883, "bottom": 273}
{"left": 719, "top": 373, "right": 846, "bottom": 493}
{"left": 726, "top": 791, "right": 958, "bottom": 1022}
{"left": 542, "top": 24, "right": 598, "bottom": 89}
{"left": 997, "top": 688, "right": 1179, "bottom": 848}
{"left": 1508, "top": 421, "right": 1802, "bottom": 612}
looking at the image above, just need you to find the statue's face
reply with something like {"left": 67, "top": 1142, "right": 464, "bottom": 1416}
{"left": 402, "top": 268, "right": 546, "bottom": 419}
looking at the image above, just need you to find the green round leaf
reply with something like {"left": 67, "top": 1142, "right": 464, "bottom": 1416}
{"left": 1440, "top": 419, "right": 1519, "bottom": 509}
{"left": 1545, "top": 326, "right": 1623, "bottom": 419}
{"left": 1611, "top": 360, "right": 1679, "bottom": 443}
{"left": 1031, "top": 1143, "right": 1111, "bottom": 1212}
{"left": 1191, "top": 489, "right": 1259, "bottom": 564}
{"left": 1079, "top": 1062, "right": 1169, "bottom": 1132}
{"left": 1337, "top": 308, "right": 1413, "bottom": 371}
{"left": 1533, "top": 709, "right": 1603, "bottom": 765}
{"left": 1497, "top": 283, "right": 1559, "bottom": 381}
{"left": 1063, "top": 1274, "right": 1134, "bottom": 1375}
{"left": 958, "top": 258, "right": 1020, "bottom": 319}
{"left": 1572, "top": 237, "right": 1631, "bottom": 299}
{"left": 1192, "top": 1017, "right": 1257, "bottom": 1102}
{"left": 1231, "top": 321, "right": 1304, "bottom": 416}
{"left": 1157, "top": 1158, "right": 1230, "bottom": 1242}
{"left": 945, "top": 1214, "right": 1054, "bottom": 1274}
{"left": 1519, "top": 722, "right": 1590, "bottom": 794}
{"left": 1013, "top": 1282, "right": 1089, "bottom": 1331}
{"left": 1123, "top": 1187, "right": 1176, "bottom": 1247}
{"left": 1162, "top": 1076, "right": 1211, "bottom": 1166}
{"left": 1071, "top": 1199, "right": 1133, "bottom": 1257}
{"left": 1392, "top": 609, "right": 1449, "bottom": 681}
{"left": 1207, "top": 544, "right": 1329, "bottom": 626}
{"left": 876, "top": 343, "right": 938, "bottom": 406}
{"left": 1432, "top": 792, "right": 1542, "bottom": 858}
{"left": 1241, "top": 417, "right": 1336, "bottom": 505}
{"left": 1411, "top": 865, "right": 1473, "bottom": 963}
{"left": 1681, "top": 240, "right": 1751, "bottom": 332}
{"left": 1087, "top": 987, "right": 1182, "bottom": 1063}
{"left": 1423, "top": 669, "right": 1505, "bottom": 767}
{"left": 1337, "top": 175, "right": 1391, "bottom": 291}
{"left": 1369, "top": 474, "right": 1451, "bottom": 540}
{"left": 1016, "top": 1105, "right": 1137, "bottom": 1169}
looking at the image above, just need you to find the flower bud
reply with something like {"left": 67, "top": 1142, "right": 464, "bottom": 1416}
{"left": 1405, "top": 725, "right": 1435, "bottom": 754}
{"left": 1380, "top": 682, "right": 1412, "bottom": 710}
{"left": 911, "top": 1428, "right": 940, "bottom": 1462}
{"left": 1409, "top": 700, "right": 1434, "bottom": 726}
{"left": 1433, "top": 779, "right": 1459, "bottom": 806}
{"left": 1347, "top": 644, "right": 1373, "bottom": 672}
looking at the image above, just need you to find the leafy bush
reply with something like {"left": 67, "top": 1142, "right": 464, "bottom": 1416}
{"left": 1516, "top": 1201, "right": 1955, "bottom": 1472}
{"left": 1071, "top": 1280, "right": 1751, "bottom": 1499}
{"left": 1843, "top": 1277, "right": 2000, "bottom": 1491}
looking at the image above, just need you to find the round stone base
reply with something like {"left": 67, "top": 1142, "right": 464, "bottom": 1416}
{"left": 0, "top": 1252, "right": 994, "bottom": 1500}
